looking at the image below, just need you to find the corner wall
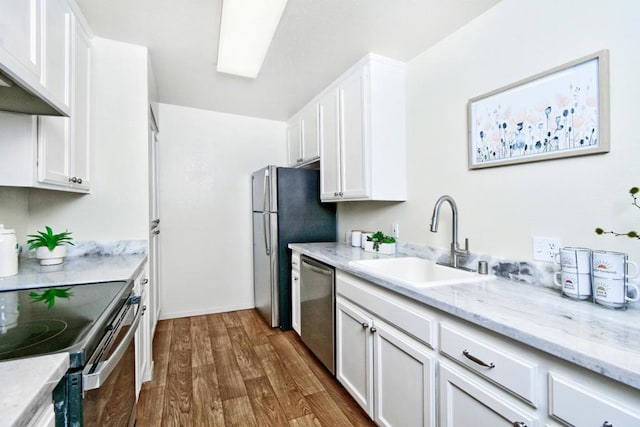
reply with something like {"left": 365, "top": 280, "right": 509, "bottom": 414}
{"left": 158, "top": 103, "right": 286, "bottom": 319}
{"left": 338, "top": 0, "right": 640, "bottom": 265}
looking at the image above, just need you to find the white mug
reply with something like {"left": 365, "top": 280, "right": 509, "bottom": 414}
{"left": 555, "top": 247, "right": 591, "bottom": 274}
{"left": 351, "top": 231, "right": 362, "bottom": 247}
{"left": 553, "top": 271, "right": 591, "bottom": 300}
{"left": 593, "top": 277, "right": 640, "bottom": 309}
{"left": 592, "top": 250, "right": 638, "bottom": 280}
{"left": 361, "top": 232, "right": 373, "bottom": 249}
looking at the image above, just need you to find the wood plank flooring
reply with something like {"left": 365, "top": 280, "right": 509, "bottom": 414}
{"left": 137, "top": 309, "right": 375, "bottom": 427}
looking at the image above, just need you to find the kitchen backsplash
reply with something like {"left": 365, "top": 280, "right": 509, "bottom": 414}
{"left": 20, "top": 240, "right": 147, "bottom": 258}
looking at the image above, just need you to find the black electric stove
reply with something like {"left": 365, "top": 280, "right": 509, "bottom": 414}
{"left": 0, "top": 281, "right": 132, "bottom": 368}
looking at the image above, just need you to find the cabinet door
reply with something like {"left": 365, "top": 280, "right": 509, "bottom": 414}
{"left": 336, "top": 298, "right": 374, "bottom": 416}
{"left": 37, "top": 115, "right": 70, "bottom": 186}
{"left": 373, "top": 320, "right": 435, "bottom": 427}
{"left": 0, "top": 0, "right": 42, "bottom": 79}
{"left": 42, "top": 0, "right": 72, "bottom": 110}
{"left": 439, "top": 361, "right": 537, "bottom": 427}
{"left": 287, "top": 117, "right": 302, "bottom": 166}
{"left": 300, "top": 103, "right": 319, "bottom": 162}
{"left": 319, "top": 88, "right": 341, "bottom": 201}
{"left": 71, "top": 24, "right": 91, "bottom": 189}
{"left": 291, "top": 269, "right": 300, "bottom": 335}
{"left": 339, "top": 68, "right": 369, "bottom": 199}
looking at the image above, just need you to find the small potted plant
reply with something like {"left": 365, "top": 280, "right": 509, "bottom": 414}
{"left": 364, "top": 231, "right": 396, "bottom": 254}
{"left": 27, "top": 226, "right": 74, "bottom": 265}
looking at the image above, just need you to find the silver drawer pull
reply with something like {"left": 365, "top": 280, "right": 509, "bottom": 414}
{"left": 361, "top": 322, "right": 369, "bottom": 329}
{"left": 512, "top": 422, "right": 527, "bottom": 427}
{"left": 463, "top": 349, "right": 495, "bottom": 369}
{"left": 602, "top": 422, "right": 613, "bottom": 427}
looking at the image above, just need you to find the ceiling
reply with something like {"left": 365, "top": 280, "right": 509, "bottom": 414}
{"left": 75, "top": 0, "right": 500, "bottom": 121}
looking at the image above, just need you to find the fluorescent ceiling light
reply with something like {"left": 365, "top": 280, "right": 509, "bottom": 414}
{"left": 217, "top": 0, "right": 288, "bottom": 79}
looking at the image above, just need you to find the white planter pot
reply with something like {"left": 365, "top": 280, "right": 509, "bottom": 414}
{"left": 36, "top": 246, "right": 66, "bottom": 265}
{"left": 363, "top": 241, "right": 396, "bottom": 255}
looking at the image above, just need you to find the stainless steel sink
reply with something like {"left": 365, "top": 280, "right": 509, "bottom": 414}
{"left": 349, "top": 257, "right": 494, "bottom": 287}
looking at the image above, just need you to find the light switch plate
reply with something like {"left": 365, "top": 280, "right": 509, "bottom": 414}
{"left": 532, "top": 236, "right": 562, "bottom": 262}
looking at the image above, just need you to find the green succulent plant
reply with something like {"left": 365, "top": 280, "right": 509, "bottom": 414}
{"left": 595, "top": 187, "right": 639, "bottom": 240}
{"left": 366, "top": 231, "right": 396, "bottom": 251}
{"left": 27, "top": 226, "right": 74, "bottom": 250}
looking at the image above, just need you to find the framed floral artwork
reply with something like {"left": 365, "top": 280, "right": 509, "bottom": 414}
{"left": 468, "top": 50, "right": 610, "bottom": 169}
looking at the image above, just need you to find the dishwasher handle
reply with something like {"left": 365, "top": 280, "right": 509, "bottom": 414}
{"left": 301, "top": 260, "right": 332, "bottom": 276}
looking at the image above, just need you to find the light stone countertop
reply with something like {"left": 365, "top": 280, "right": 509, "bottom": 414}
{"left": 289, "top": 242, "right": 640, "bottom": 391}
{"left": 0, "top": 253, "right": 147, "bottom": 291}
{"left": 0, "top": 353, "right": 69, "bottom": 427}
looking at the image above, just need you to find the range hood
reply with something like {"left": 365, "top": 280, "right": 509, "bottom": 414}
{"left": 0, "top": 68, "right": 65, "bottom": 116}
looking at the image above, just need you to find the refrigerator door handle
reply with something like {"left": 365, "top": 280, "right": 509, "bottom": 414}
{"left": 263, "top": 170, "right": 270, "bottom": 212}
{"left": 262, "top": 213, "right": 271, "bottom": 256}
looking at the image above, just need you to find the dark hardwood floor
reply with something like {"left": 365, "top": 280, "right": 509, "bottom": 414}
{"left": 137, "top": 309, "right": 375, "bottom": 426}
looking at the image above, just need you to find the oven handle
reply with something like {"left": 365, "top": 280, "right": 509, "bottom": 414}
{"left": 82, "top": 302, "right": 142, "bottom": 391}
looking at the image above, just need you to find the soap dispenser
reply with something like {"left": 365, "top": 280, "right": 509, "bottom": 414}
{"left": 0, "top": 224, "right": 18, "bottom": 277}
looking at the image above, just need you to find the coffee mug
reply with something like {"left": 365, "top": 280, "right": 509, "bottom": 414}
{"left": 553, "top": 271, "right": 591, "bottom": 300}
{"left": 593, "top": 277, "right": 639, "bottom": 309}
{"left": 592, "top": 250, "right": 638, "bottom": 279}
{"left": 555, "top": 247, "right": 591, "bottom": 273}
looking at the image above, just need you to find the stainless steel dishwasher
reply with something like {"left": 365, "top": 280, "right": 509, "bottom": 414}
{"left": 300, "top": 255, "right": 335, "bottom": 374}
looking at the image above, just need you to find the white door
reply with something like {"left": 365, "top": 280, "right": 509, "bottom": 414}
{"left": 319, "top": 89, "right": 340, "bottom": 201}
{"left": 439, "top": 361, "right": 537, "bottom": 427}
{"left": 149, "top": 115, "right": 161, "bottom": 333}
{"left": 373, "top": 320, "right": 436, "bottom": 427}
{"left": 339, "top": 68, "right": 369, "bottom": 199}
{"left": 336, "top": 298, "right": 374, "bottom": 416}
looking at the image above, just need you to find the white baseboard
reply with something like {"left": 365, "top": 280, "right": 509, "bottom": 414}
{"left": 158, "top": 303, "right": 255, "bottom": 320}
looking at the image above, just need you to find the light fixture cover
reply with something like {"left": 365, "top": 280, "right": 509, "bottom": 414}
{"left": 217, "top": 0, "right": 288, "bottom": 78}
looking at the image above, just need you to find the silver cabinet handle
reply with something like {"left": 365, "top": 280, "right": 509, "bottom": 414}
{"left": 361, "top": 322, "right": 369, "bottom": 329}
{"left": 370, "top": 327, "right": 377, "bottom": 333}
{"left": 463, "top": 349, "right": 495, "bottom": 369}
{"left": 512, "top": 422, "right": 527, "bottom": 427}
{"left": 602, "top": 422, "right": 613, "bottom": 427}
{"left": 142, "top": 278, "right": 149, "bottom": 285}
{"left": 151, "top": 219, "right": 160, "bottom": 226}
{"left": 339, "top": 191, "right": 344, "bottom": 196}
{"left": 152, "top": 229, "right": 160, "bottom": 235}
{"left": 69, "top": 177, "right": 78, "bottom": 183}
{"left": 77, "top": 178, "right": 83, "bottom": 184}
{"left": 293, "top": 277, "right": 299, "bottom": 281}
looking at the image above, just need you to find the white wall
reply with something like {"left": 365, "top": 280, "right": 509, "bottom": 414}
{"left": 0, "top": 188, "right": 29, "bottom": 241}
{"left": 338, "top": 0, "right": 640, "bottom": 264}
{"left": 158, "top": 103, "right": 286, "bottom": 319}
{"left": 26, "top": 37, "right": 150, "bottom": 241}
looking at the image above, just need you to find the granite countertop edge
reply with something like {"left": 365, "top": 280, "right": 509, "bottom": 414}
{"left": 1, "top": 353, "right": 69, "bottom": 427}
{"left": 289, "top": 242, "right": 640, "bottom": 391}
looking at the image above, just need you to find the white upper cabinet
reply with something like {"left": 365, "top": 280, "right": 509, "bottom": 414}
{"left": 0, "top": 0, "right": 42, "bottom": 80}
{"left": 319, "top": 54, "right": 407, "bottom": 202}
{"left": 0, "top": 0, "right": 72, "bottom": 115}
{"left": 42, "top": 0, "right": 72, "bottom": 112}
{"left": 287, "top": 101, "right": 320, "bottom": 166}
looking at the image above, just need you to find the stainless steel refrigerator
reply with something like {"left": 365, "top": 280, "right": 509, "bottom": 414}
{"left": 252, "top": 166, "right": 336, "bottom": 329}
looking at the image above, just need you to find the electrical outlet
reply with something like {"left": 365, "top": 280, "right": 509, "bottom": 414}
{"left": 392, "top": 223, "right": 399, "bottom": 239}
{"left": 532, "top": 236, "right": 562, "bottom": 262}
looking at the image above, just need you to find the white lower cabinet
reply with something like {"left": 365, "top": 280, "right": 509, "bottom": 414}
{"left": 439, "top": 360, "right": 537, "bottom": 427}
{"left": 291, "top": 251, "right": 301, "bottom": 335}
{"left": 134, "top": 263, "right": 153, "bottom": 398}
{"left": 327, "top": 267, "right": 640, "bottom": 427}
{"left": 336, "top": 272, "right": 436, "bottom": 427}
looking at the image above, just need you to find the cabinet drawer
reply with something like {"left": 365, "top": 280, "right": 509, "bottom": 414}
{"left": 549, "top": 373, "right": 640, "bottom": 426}
{"left": 292, "top": 252, "right": 301, "bottom": 272}
{"left": 337, "top": 271, "right": 434, "bottom": 348}
{"left": 440, "top": 322, "right": 538, "bottom": 407}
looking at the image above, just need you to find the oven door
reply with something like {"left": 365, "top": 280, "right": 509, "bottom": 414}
{"left": 81, "top": 296, "right": 142, "bottom": 426}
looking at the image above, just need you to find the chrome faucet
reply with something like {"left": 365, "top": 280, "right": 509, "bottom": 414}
{"left": 429, "top": 195, "right": 469, "bottom": 269}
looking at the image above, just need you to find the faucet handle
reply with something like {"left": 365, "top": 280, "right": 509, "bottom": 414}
{"left": 463, "top": 238, "right": 469, "bottom": 252}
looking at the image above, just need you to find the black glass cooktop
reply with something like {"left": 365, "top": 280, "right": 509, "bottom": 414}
{"left": 0, "top": 281, "right": 131, "bottom": 367}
